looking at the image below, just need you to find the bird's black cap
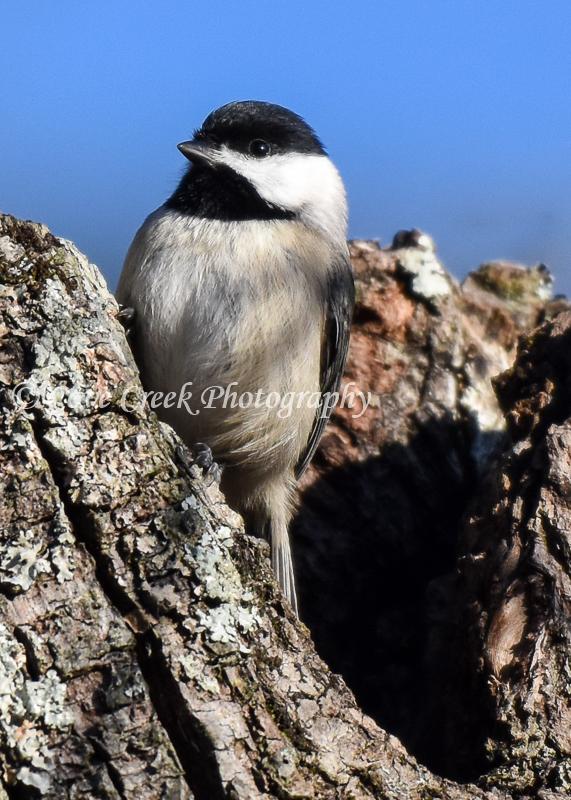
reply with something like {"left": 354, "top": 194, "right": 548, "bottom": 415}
{"left": 167, "top": 100, "right": 326, "bottom": 221}
{"left": 195, "top": 100, "right": 326, "bottom": 156}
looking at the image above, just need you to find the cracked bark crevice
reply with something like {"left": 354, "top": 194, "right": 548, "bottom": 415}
{"left": 135, "top": 632, "right": 227, "bottom": 800}
{"left": 88, "top": 737, "right": 127, "bottom": 800}
{"left": 7, "top": 418, "right": 193, "bottom": 797}
{"left": 30, "top": 417, "right": 215, "bottom": 800}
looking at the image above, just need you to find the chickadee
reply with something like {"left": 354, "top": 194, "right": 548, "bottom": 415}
{"left": 117, "top": 101, "right": 354, "bottom": 614}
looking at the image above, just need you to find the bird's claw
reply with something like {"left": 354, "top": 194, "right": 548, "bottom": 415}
{"left": 191, "top": 442, "right": 222, "bottom": 485}
{"left": 175, "top": 443, "right": 222, "bottom": 485}
{"left": 192, "top": 442, "right": 214, "bottom": 470}
{"left": 117, "top": 304, "right": 136, "bottom": 337}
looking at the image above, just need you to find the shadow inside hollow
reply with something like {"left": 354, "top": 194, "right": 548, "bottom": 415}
{"left": 291, "top": 414, "right": 502, "bottom": 781}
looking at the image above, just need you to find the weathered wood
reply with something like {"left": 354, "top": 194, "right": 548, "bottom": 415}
{"left": 293, "top": 232, "right": 566, "bottom": 784}
{"left": 0, "top": 214, "right": 569, "bottom": 798}
{"left": 420, "top": 311, "right": 571, "bottom": 795}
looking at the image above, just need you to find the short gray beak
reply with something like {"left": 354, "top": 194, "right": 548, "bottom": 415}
{"left": 177, "top": 140, "right": 217, "bottom": 166}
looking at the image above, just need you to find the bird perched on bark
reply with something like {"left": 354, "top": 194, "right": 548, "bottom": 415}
{"left": 117, "top": 100, "right": 354, "bottom": 614}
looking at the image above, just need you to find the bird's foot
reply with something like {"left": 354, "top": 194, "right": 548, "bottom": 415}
{"left": 117, "top": 304, "right": 136, "bottom": 337}
{"left": 190, "top": 442, "right": 223, "bottom": 485}
{"left": 192, "top": 443, "right": 223, "bottom": 485}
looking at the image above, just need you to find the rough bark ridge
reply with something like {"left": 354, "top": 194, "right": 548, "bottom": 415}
{"left": 0, "top": 213, "right": 569, "bottom": 799}
{"left": 422, "top": 311, "right": 571, "bottom": 796}
{"left": 293, "top": 232, "right": 567, "bottom": 782}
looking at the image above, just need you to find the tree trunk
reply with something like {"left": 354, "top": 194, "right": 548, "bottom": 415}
{"left": 0, "top": 214, "right": 569, "bottom": 799}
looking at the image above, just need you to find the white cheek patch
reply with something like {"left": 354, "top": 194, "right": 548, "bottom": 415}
{"left": 210, "top": 147, "right": 348, "bottom": 244}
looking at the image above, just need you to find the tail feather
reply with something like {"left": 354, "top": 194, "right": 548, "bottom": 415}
{"left": 270, "top": 518, "right": 298, "bottom": 616}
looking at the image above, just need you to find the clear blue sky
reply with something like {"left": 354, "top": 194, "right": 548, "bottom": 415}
{"left": 2, "top": 1, "right": 570, "bottom": 293}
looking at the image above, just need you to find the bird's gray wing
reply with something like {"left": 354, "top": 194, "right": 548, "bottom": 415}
{"left": 295, "top": 254, "right": 354, "bottom": 479}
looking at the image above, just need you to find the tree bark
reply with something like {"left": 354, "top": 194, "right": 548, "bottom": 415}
{"left": 292, "top": 232, "right": 568, "bottom": 785}
{"left": 0, "top": 214, "right": 569, "bottom": 799}
{"left": 421, "top": 310, "right": 571, "bottom": 797}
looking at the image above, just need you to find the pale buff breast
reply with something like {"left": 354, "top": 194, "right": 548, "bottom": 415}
{"left": 120, "top": 209, "right": 331, "bottom": 475}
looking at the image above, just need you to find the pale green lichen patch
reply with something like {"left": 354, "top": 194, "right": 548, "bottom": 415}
{"left": 0, "top": 531, "right": 51, "bottom": 592}
{"left": 47, "top": 515, "right": 77, "bottom": 584}
{"left": 397, "top": 246, "right": 452, "bottom": 302}
{"left": 21, "top": 670, "right": 72, "bottom": 726}
{"left": 25, "top": 288, "right": 106, "bottom": 421}
{"left": 190, "top": 525, "right": 242, "bottom": 603}
{"left": 194, "top": 605, "right": 258, "bottom": 651}
{"left": 178, "top": 650, "right": 221, "bottom": 694}
{"left": 174, "top": 520, "right": 262, "bottom": 655}
{"left": 0, "top": 623, "right": 73, "bottom": 793}
{"left": 0, "top": 414, "right": 77, "bottom": 592}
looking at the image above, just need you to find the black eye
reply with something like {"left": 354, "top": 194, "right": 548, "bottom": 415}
{"left": 249, "top": 139, "right": 271, "bottom": 158}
